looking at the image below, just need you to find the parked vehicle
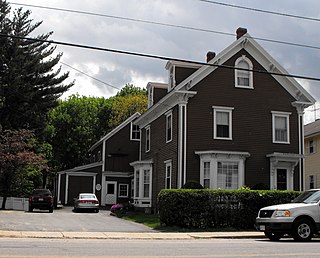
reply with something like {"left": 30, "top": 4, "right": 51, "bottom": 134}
{"left": 256, "top": 189, "right": 320, "bottom": 241}
{"left": 29, "top": 189, "right": 54, "bottom": 213}
{"left": 73, "top": 193, "right": 99, "bottom": 213}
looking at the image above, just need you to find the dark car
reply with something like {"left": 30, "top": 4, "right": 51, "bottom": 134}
{"left": 28, "top": 189, "right": 54, "bottom": 213}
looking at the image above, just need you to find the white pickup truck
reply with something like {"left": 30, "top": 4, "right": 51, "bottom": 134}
{"left": 255, "top": 189, "right": 320, "bottom": 241}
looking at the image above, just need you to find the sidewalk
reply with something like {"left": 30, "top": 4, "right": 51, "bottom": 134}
{"left": 0, "top": 230, "right": 264, "bottom": 240}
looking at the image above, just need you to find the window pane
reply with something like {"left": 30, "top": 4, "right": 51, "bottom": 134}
{"left": 217, "top": 162, "right": 238, "bottom": 190}
{"left": 135, "top": 171, "right": 139, "bottom": 198}
{"left": 143, "top": 170, "right": 150, "bottom": 198}
{"left": 216, "top": 111, "right": 230, "bottom": 138}
{"left": 237, "top": 60, "right": 250, "bottom": 86}
{"left": 275, "top": 116, "right": 288, "bottom": 142}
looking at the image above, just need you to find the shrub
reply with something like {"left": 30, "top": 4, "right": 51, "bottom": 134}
{"left": 158, "top": 189, "right": 300, "bottom": 229}
{"left": 110, "top": 203, "right": 125, "bottom": 217}
{"left": 182, "top": 181, "right": 204, "bottom": 189}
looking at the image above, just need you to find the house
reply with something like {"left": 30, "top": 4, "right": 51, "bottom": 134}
{"left": 57, "top": 112, "right": 141, "bottom": 206}
{"left": 304, "top": 119, "right": 320, "bottom": 190}
{"left": 130, "top": 28, "right": 315, "bottom": 210}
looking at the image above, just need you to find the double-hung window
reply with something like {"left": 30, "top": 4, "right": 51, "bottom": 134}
{"left": 135, "top": 171, "right": 140, "bottom": 198}
{"left": 131, "top": 123, "right": 140, "bottom": 141}
{"left": 213, "top": 106, "right": 234, "bottom": 140}
{"left": 166, "top": 111, "right": 172, "bottom": 143}
{"left": 145, "top": 126, "right": 150, "bottom": 152}
{"left": 164, "top": 160, "right": 172, "bottom": 189}
{"left": 235, "top": 55, "right": 253, "bottom": 89}
{"left": 203, "top": 162, "right": 211, "bottom": 189}
{"left": 272, "top": 112, "right": 290, "bottom": 144}
{"left": 143, "top": 170, "right": 150, "bottom": 198}
{"left": 119, "top": 184, "right": 129, "bottom": 198}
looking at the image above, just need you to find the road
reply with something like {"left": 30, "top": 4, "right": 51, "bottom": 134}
{"left": 0, "top": 207, "right": 152, "bottom": 232}
{"left": 1, "top": 238, "right": 320, "bottom": 257}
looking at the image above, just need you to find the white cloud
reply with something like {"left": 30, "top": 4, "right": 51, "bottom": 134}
{"left": 9, "top": 0, "right": 320, "bottom": 123}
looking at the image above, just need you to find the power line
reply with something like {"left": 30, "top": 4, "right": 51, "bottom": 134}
{"left": 8, "top": 2, "right": 320, "bottom": 51}
{"left": 60, "top": 62, "right": 120, "bottom": 90}
{"left": 198, "top": 0, "right": 320, "bottom": 22}
{"left": 1, "top": 33, "right": 320, "bottom": 82}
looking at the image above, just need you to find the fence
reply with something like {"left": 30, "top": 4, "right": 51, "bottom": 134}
{"left": 0, "top": 197, "right": 29, "bottom": 211}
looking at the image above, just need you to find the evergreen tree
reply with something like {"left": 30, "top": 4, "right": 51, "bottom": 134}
{"left": 0, "top": 0, "right": 73, "bottom": 136}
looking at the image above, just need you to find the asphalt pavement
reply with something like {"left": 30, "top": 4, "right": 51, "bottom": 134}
{"left": 0, "top": 207, "right": 265, "bottom": 240}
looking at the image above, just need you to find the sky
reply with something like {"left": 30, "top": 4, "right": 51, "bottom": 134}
{"left": 7, "top": 0, "right": 320, "bottom": 124}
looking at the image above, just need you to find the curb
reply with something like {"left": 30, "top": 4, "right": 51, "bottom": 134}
{"left": 0, "top": 230, "right": 265, "bottom": 240}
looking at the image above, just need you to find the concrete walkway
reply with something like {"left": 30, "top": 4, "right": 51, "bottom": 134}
{"left": 0, "top": 230, "right": 264, "bottom": 240}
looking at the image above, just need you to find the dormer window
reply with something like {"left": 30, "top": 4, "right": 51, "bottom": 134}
{"left": 235, "top": 56, "right": 253, "bottom": 89}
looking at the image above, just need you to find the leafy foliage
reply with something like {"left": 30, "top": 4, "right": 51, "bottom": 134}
{"left": 0, "top": 129, "right": 47, "bottom": 208}
{"left": 45, "top": 94, "right": 112, "bottom": 170}
{"left": 158, "top": 189, "right": 301, "bottom": 229}
{"left": 108, "top": 84, "right": 147, "bottom": 129}
{"left": 0, "top": 1, "right": 73, "bottom": 135}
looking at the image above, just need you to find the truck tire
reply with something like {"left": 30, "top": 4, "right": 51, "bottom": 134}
{"left": 264, "top": 232, "right": 283, "bottom": 241}
{"left": 292, "top": 218, "right": 313, "bottom": 242}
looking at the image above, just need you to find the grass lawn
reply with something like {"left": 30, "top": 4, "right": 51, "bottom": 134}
{"left": 120, "top": 211, "right": 242, "bottom": 232}
{"left": 121, "top": 211, "right": 160, "bottom": 229}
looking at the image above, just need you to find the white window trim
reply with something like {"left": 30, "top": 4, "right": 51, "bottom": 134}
{"left": 235, "top": 55, "right": 253, "bottom": 89}
{"left": 145, "top": 126, "right": 150, "bottom": 152}
{"left": 166, "top": 111, "right": 173, "bottom": 143}
{"left": 272, "top": 111, "right": 291, "bottom": 144}
{"left": 118, "top": 184, "right": 129, "bottom": 198}
{"left": 130, "top": 122, "right": 140, "bottom": 141}
{"left": 196, "top": 151, "right": 250, "bottom": 190}
{"left": 164, "top": 160, "right": 172, "bottom": 189}
{"left": 131, "top": 163, "right": 153, "bottom": 207}
{"left": 213, "top": 106, "right": 234, "bottom": 140}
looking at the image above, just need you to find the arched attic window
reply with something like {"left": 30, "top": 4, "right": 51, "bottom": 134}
{"left": 235, "top": 56, "right": 253, "bottom": 89}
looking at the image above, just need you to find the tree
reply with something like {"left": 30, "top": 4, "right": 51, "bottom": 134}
{"left": 108, "top": 84, "right": 148, "bottom": 128}
{"left": 0, "top": 129, "right": 47, "bottom": 209}
{"left": 0, "top": 1, "right": 73, "bottom": 135}
{"left": 45, "top": 95, "right": 113, "bottom": 170}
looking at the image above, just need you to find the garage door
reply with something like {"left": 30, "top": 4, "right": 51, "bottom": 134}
{"left": 68, "top": 176, "right": 93, "bottom": 204}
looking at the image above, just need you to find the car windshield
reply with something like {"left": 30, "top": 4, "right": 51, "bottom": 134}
{"left": 80, "top": 194, "right": 96, "bottom": 199}
{"left": 293, "top": 190, "right": 320, "bottom": 204}
{"left": 32, "top": 189, "right": 51, "bottom": 196}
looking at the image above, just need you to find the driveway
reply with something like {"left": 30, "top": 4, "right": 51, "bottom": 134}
{"left": 0, "top": 207, "right": 154, "bottom": 232}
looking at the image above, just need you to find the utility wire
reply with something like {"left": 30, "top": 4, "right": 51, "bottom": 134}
{"left": 8, "top": 2, "right": 320, "bottom": 51}
{"left": 198, "top": 0, "right": 320, "bottom": 22}
{"left": 1, "top": 33, "right": 320, "bottom": 82}
{"left": 60, "top": 62, "right": 120, "bottom": 90}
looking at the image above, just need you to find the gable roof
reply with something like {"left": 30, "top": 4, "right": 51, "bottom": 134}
{"left": 89, "top": 112, "right": 141, "bottom": 152}
{"left": 305, "top": 119, "right": 320, "bottom": 138}
{"left": 134, "top": 32, "right": 315, "bottom": 128}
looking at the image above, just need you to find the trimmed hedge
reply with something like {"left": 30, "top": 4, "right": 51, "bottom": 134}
{"left": 158, "top": 189, "right": 301, "bottom": 229}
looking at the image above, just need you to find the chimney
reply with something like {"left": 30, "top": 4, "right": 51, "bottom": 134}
{"left": 206, "top": 51, "right": 216, "bottom": 62}
{"left": 236, "top": 27, "right": 247, "bottom": 39}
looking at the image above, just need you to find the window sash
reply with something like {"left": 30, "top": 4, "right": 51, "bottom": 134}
{"left": 119, "top": 184, "right": 128, "bottom": 197}
{"left": 214, "top": 109, "right": 232, "bottom": 139}
{"left": 131, "top": 123, "right": 140, "bottom": 140}
{"left": 217, "top": 162, "right": 239, "bottom": 190}
{"left": 203, "top": 162, "right": 210, "bottom": 189}
{"left": 135, "top": 171, "right": 139, "bottom": 198}
{"left": 166, "top": 113, "right": 172, "bottom": 142}
{"left": 165, "top": 163, "right": 172, "bottom": 189}
{"left": 145, "top": 127, "right": 150, "bottom": 152}
{"left": 143, "top": 170, "right": 150, "bottom": 198}
{"left": 273, "top": 114, "right": 289, "bottom": 143}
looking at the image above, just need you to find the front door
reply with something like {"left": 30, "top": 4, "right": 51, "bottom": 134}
{"left": 105, "top": 181, "right": 117, "bottom": 205}
{"left": 277, "top": 169, "right": 287, "bottom": 190}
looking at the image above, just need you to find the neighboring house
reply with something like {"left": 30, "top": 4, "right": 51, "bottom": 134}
{"left": 304, "top": 119, "right": 320, "bottom": 190}
{"left": 57, "top": 112, "right": 141, "bottom": 205}
{"left": 130, "top": 28, "right": 315, "bottom": 210}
